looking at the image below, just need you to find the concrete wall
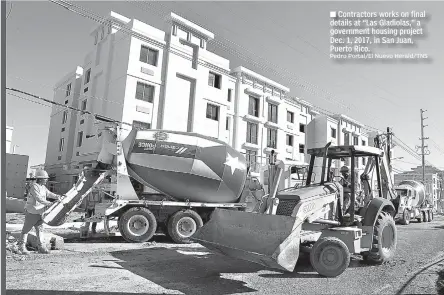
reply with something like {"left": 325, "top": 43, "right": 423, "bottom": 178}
{"left": 6, "top": 153, "right": 29, "bottom": 199}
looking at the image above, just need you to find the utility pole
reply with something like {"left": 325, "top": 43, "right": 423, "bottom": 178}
{"left": 419, "top": 109, "right": 429, "bottom": 184}
{"left": 386, "top": 127, "right": 392, "bottom": 170}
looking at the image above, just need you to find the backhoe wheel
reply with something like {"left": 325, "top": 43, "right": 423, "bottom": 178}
{"left": 363, "top": 211, "right": 397, "bottom": 264}
{"left": 310, "top": 237, "right": 350, "bottom": 278}
{"left": 400, "top": 209, "right": 410, "bottom": 225}
{"left": 118, "top": 207, "right": 157, "bottom": 243}
{"left": 167, "top": 210, "right": 203, "bottom": 244}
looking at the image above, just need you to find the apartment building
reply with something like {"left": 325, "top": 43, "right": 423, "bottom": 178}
{"left": 44, "top": 12, "right": 236, "bottom": 191}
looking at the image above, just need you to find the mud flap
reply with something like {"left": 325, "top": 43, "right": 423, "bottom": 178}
{"left": 191, "top": 208, "right": 301, "bottom": 272}
{"left": 42, "top": 170, "right": 110, "bottom": 226}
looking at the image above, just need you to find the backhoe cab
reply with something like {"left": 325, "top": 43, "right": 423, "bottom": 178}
{"left": 192, "top": 143, "right": 398, "bottom": 278}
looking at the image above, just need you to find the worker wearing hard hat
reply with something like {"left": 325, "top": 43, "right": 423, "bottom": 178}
{"left": 339, "top": 166, "right": 352, "bottom": 213}
{"left": 17, "top": 169, "right": 65, "bottom": 255}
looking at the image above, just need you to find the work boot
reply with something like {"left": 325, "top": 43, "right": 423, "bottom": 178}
{"left": 17, "top": 234, "right": 30, "bottom": 255}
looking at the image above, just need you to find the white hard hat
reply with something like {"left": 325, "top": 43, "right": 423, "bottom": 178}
{"left": 35, "top": 169, "right": 49, "bottom": 179}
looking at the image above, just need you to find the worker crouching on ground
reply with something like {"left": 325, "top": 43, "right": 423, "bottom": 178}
{"left": 17, "top": 169, "right": 65, "bottom": 255}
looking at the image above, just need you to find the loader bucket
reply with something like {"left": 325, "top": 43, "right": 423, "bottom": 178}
{"left": 191, "top": 208, "right": 302, "bottom": 272}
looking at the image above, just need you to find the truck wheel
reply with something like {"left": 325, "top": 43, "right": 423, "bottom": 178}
{"left": 167, "top": 210, "right": 203, "bottom": 244}
{"left": 310, "top": 237, "right": 350, "bottom": 277}
{"left": 400, "top": 209, "right": 410, "bottom": 225}
{"left": 118, "top": 207, "right": 157, "bottom": 243}
{"left": 363, "top": 211, "right": 397, "bottom": 264}
{"left": 417, "top": 211, "right": 423, "bottom": 223}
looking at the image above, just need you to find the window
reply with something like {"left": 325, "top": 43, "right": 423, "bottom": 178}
{"left": 62, "top": 111, "right": 68, "bottom": 124}
{"left": 299, "top": 144, "right": 305, "bottom": 154}
{"left": 287, "top": 111, "right": 294, "bottom": 123}
{"left": 61, "top": 127, "right": 65, "bottom": 132}
{"left": 57, "top": 156, "right": 62, "bottom": 161}
{"left": 59, "top": 138, "right": 64, "bottom": 152}
{"left": 353, "top": 136, "right": 359, "bottom": 145}
{"left": 344, "top": 133, "right": 350, "bottom": 145}
{"left": 66, "top": 83, "right": 71, "bottom": 97}
{"left": 245, "top": 150, "right": 258, "bottom": 172}
{"left": 65, "top": 100, "right": 68, "bottom": 105}
{"left": 206, "top": 103, "right": 219, "bottom": 121}
{"left": 77, "top": 131, "right": 83, "bottom": 147}
{"left": 84, "top": 69, "right": 91, "bottom": 85}
{"left": 83, "top": 87, "right": 88, "bottom": 93}
{"left": 227, "top": 89, "right": 232, "bottom": 102}
{"left": 362, "top": 140, "right": 366, "bottom": 146}
{"left": 268, "top": 104, "right": 278, "bottom": 124}
{"left": 208, "top": 72, "right": 221, "bottom": 89}
{"left": 299, "top": 123, "right": 305, "bottom": 133}
{"left": 286, "top": 134, "right": 294, "bottom": 146}
{"left": 246, "top": 122, "right": 258, "bottom": 144}
{"left": 248, "top": 96, "right": 260, "bottom": 117}
{"left": 80, "top": 119, "right": 84, "bottom": 125}
{"left": 132, "top": 121, "right": 151, "bottom": 130}
{"left": 331, "top": 127, "right": 337, "bottom": 138}
{"left": 81, "top": 100, "right": 87, "bottom": 111}
{"left": 267, "top": 128, "right": 277, "bottom": 149}
{"left": 135, "top": 82, "right": 155, "bottom": 103}
{"left": 226, "top": 117, "right": 230, "bottom": 130}
{"left": 139, "top": 45, "right": 158, "bottom": 66}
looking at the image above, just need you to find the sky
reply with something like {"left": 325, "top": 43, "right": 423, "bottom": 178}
{"left": 6, "top": 1, "right": 444, "bottom": 173}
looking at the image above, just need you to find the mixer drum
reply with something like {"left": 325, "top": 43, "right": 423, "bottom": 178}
{"left": 121, "top": 129, "right": 248, "bottom": 203}
{"left": 398, "top": 180, "right": 426, "bottom": 207}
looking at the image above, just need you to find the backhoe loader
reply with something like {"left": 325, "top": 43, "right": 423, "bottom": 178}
{"left": 192, "top": 143, "right": 398, "bottom": 277}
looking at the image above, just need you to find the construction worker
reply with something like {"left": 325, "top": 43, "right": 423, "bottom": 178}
{"left": 83, "top": 188, "right": 102, "bottom": 236}
{"left": 340, "top": 166, "right": 352, "bottom": 213}
{"left": 17, "top": 169, "right": 64, "bottom": 255}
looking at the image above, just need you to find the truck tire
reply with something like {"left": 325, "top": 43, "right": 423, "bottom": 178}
{"left": 363, "top": 211, "right": 397, "bottom": 264}
{"left": 167, "top": 209, "right": 203, "bottom": 244}
{"left": 417, "top": 211, "right": 423, "bottom": 223}
{"left": 118, "top": 207, "right": 157, "bottom": 243}
{"left": 310, "top": 237, "right": 350, "bottom": 277}
{"left": 399, "top": 209, "right": 410, "bottom": 225}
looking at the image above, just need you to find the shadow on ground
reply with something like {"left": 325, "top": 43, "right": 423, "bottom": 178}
{"left": 6, "top": 291, "right": 166, "bottom": 295}
{"left": 62, "top": 233, "right": 172, "bottom": 244}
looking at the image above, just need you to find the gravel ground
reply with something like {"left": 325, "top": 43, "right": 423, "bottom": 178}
{"left": 5, "top": 215, "right": 444, "bottom": 295}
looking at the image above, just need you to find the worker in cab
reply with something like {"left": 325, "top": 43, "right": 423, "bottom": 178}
{"left": 339, "top": 166, "right": 352, "bottom": 213}
{"left": 17, "top": 169, "right": 65, "bottom": 255}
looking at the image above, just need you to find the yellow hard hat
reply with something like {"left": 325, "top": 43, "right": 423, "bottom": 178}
{"left": 35, "top": 169, "right": 49, "bottom": 179}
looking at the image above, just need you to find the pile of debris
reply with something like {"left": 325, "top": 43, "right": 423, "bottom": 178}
{"left": 5, "top": 231, "right": 28, "bottom": 261}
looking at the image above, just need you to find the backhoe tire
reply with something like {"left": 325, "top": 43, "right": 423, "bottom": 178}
{"left": 399, "top": 209, "right": 410, "bottom": 225}
{"left": 118, "top": 207, "right": 157, "bottom": 243}
{"left": 363, "top": 211, "right": 397, "bottom": 264}
{"left": 310, "top": 237, "right": 350, "bottom": 278}
{"left": 167, "top": 209, "right": 203, "bottom": 244}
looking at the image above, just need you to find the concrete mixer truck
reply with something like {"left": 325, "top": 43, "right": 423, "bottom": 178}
{"left": 42, "top": 125, "right": 280, "bottom": 244}
{"left": 394, "top": 180, "right": 434, "bottom": 224}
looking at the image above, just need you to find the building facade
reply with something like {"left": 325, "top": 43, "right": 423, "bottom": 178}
{"left": 6, "top": 126, "right": 13, "bottom": 153}
{"left": 44, "top": 11, "right": 381, "bottom": 192}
